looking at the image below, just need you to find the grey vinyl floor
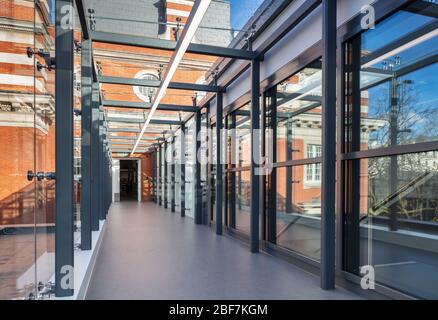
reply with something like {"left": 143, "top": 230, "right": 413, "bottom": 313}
{"left": 85, "top": 202, "right": 361, "bottom": 300}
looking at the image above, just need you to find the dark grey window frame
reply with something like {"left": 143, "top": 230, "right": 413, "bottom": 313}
{"left": 336, "top": 0, "right": 430, "bottom": 300}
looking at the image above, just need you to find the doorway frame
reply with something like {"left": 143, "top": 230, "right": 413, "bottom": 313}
{"left": 114, "top": 158, "right": 142, "bottom": 202}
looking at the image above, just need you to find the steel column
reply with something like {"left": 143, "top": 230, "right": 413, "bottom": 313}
{"left": 345, "top": 36, "right": 362, "bottom": 274}
{"left": 268, "top": 88, "right": 277, "bottom": 243}
{"left": 55, "top": 0, "right": 74, "bottom": 297}
{"left": 158, "top": 144, "right": 162, "bottom": 206}
{"left": 171, "top": 136, "right": 176, "bottom": 213}
{"left": 229, "top": 114, "right": 236, "bottom": 229}
{"left": 194, "top": 109, "right": 203, "bottom": 224}
{"left": 91, "top": 83, "right": 100, "bottom": 231}
{"left": 215, "top": 92, "right": 224, "bottom": 235}
{"left": 321, "top": 0, "right": 337, "bottom": 290}
{"left": 250, "top": 57, "right": 261, "bottom": 253}
{"left": 181, "top": 127, "right": 186, "bottom": 217}
{"left": 163, "top": 140, "right": 168, "bottom": 209}
{"left": 153, "top": 149, "right": 157, "bottom": 203}
{"left": 261, "top": 92, "right": 267, "bottom": 241}
{"left": 98, "top": 115, "right": 105, "bottom": 220}
{"left": 80, "top": 36, "right": 92, "bottom": 250}
{"left": 285, "top": 118, "right": 293, "bottom": 213}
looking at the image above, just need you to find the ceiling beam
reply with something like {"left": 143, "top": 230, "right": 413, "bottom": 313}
{"left": 107, "top": 117, "right": 183, "bottom": 126}
{"left": 99, "top": 76, "right": 223, "bottom": 92}
{"left": 111, "top": 141, "right": 150, "bottom": 146}
{"left": 74, "top": 0, "right": 90, "bottom": 40}
{"left": 91, "top": 31, "right": 255, "bottom": 60}
{"left": 103, "top": 100, "right": 198, "bottom": 112}
{"left": 112, "top": 149, "right": 148, "bottom": 152}
{"left": 109, "top": 136, "right": 156, "bottom": 141}
{"left": 108, "top": 128, "right": 176, "bottom": 134}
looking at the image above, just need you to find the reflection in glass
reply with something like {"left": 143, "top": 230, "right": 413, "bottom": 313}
{"left": 276, "top": 60, "right": 322, "bottom": 162}
{"left": 235, "top": 170, "right": 251, "bottom": 235}
{"left": 185, "top": 119, "right": 195, "bottom": 218}
{"left": 0, "top": 0, "right": 56, "bottom": 299}
{"left": 234, "top": 106, "right": 251, "bottom": 168}
{"left": 344, "top": 0, "right": 438, "bottom": 299}
{"left": 210, "top": 125, "right": 217, "bottom": 222}
{"left": 275, "top": 166, "right": 321, "bottom": 261}
{"left": 361, "top": 63, "right": 438, "bottom": 150}
{"left": 352, "top": 1, "right": 438, "bottom": 151}
{"left": 349, "top": 153, "right": 438, "bottom": 299}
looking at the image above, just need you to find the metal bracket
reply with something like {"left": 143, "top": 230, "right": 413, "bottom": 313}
{"left": 74, "top": 40, "right": 82, "bottom": 53}
{"left": 88, "top": 8, "right": 96, "bottom": 31}
{"left": 28, "top": 47, "right": 56, "bottom": 71}
{"left": 37, "top": 281, "right": 55, "bottom": 299}
{"left": 37, "top": 60, "right": 55, "bottom": 72}
{"left": 173, "top": 17, "right": 182, "bottom": 41}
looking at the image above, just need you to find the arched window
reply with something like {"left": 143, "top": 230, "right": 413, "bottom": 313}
{"left": 133, "top": 70, "right": 159, "bottom": 103}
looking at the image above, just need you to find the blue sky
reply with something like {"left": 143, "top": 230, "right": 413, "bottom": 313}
{"left": 364, "top": 10, "right": 437, "bottom": 105}
{"left": 49, "top": 0, "right": 55, "bottom": 23}
{"left": 230, "top": 0, "right": 265, "bottom": 30}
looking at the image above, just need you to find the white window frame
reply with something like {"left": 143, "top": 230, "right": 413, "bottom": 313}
{"left": 304, "top": 144, "right": 321, "bottom": 187}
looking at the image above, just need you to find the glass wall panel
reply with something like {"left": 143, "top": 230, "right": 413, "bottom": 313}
{"left": 35, "top": 1, "right": 56, "bottom": 293}
{"left": 210, "top": 125, "right": 216, "bottom": 222}
{"left": 0, "top": 2, "right": 37, "bottom": 298}
{"left": 226, "top": 104, "right": 252, "bottom": 235}
{"left": 0, "top": 0, "right": 56, "bottom": 299}
{"left": 275, "top": 166, "right": 321, "bottom": 260}
{"left": 175, "top": 132, "right": 181, "bottom": 212}
{"left": 276, "top": 60, "right": 322, "bottom": 163}
{"left": 351, "top": 2, "right": 438, "bottom": 151}
{"left": 235, "top": 170, "right": 251, "bottom": 235}
{"left": 264, "top": 58, "right": 323, "bottom": 260}
{"left": 185, "top": 119, "right": 195, "bottom": 218}
{"left": 235, "top": 112, "right": 251, "bottom": 168}
{"left": 346, "top": 152, "right": 438, "bottom": 299}
{"left": 343, "top": 0, "right": 438, "bottom": 299}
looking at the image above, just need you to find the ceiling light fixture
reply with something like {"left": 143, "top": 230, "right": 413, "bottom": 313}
{"left": 131, "top": 0, "right": 211, "bottom": 155}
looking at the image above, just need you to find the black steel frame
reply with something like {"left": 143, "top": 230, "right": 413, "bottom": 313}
{"left": 80, "top": 35, "right": 92, "bottom": 250}
{"left": 55, "top": 0, "right": 74, "bottom": 297}
{"left": 99, "top": 75, "right": 224, "bottom": 93}
{"left": 320, "top": 0, "right": 336, "bottom": 290}
{"left": 67, "top": 0, "right": 431, "bottom": 300}
{"left": 336, "top": 0, "right": 436, "bottom": 299}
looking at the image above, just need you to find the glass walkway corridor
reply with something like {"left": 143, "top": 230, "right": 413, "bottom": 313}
{"left": 0, "top": 0, "right": 437, "bottom": 300}
{"left": 85, "top": 202, "right": 358, "bottom": 299}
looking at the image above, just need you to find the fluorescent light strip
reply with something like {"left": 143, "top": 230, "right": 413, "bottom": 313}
{"left": 131, "top": 0, "right": 211, "bottom": 155}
